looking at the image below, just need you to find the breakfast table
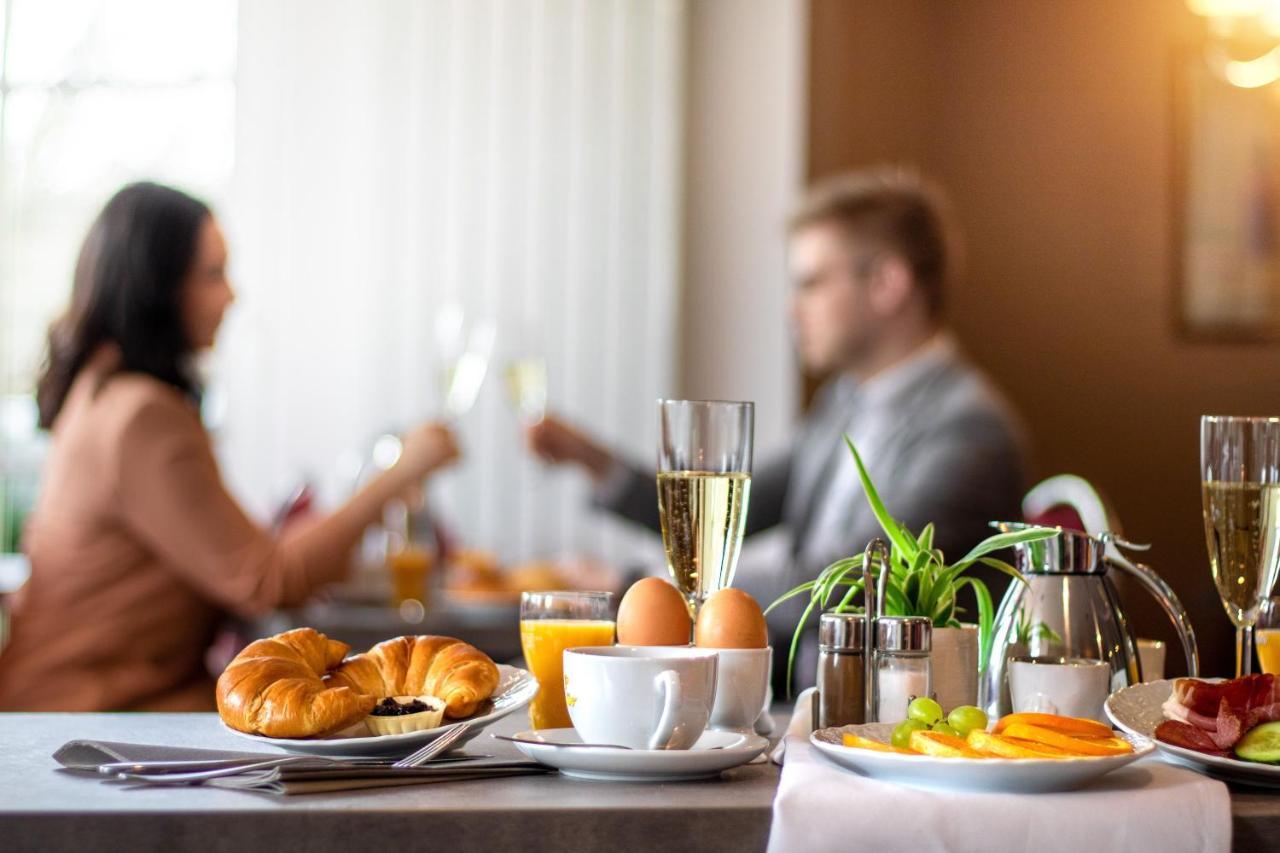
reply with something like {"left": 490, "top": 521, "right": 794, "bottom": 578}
{"left": 3, "top": 709, "right": 1280, "bottom": 853}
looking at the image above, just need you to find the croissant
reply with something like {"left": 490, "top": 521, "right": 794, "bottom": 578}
{"left": 216, "top": 628, "right": 376, "bottom": 738}
{"left": 327, "top": 635, "right": 500, "bottom": 718}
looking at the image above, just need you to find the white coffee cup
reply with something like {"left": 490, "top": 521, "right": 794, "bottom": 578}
{"left": 1008, "top": 656, "right": 1111, "bottom": 721}
{"left": 563, "top": 646, "right": 718, "bottom": 750}
{"left": 707, "top": 647, "right": 772, "bottom": 734}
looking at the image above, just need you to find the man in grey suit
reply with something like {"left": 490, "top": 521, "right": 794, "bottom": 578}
{"left": 528, "top": 168, "right": 1027, "bottom": 689}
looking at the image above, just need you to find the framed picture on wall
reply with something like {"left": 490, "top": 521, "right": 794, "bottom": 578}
{"left": 1174, "top": 54, "right": 1280, "bottom": 342}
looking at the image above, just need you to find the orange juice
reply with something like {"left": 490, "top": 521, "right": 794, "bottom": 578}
{"left": 388, "top": 545, "right": 434, "bottom": 606}
{"left": 1257, "top": 628, "right": 1280, "bottom": 675}
{"left": 520, "top": 619, "right": 615, "bottom": 728}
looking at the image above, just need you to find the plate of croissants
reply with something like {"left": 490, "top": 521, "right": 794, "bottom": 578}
{"left": 215, "top": 628, "right": 537, "bottom": 758}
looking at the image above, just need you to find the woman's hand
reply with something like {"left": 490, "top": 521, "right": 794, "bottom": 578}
{"left": 396, "top": 421, "right": 461, "bottom": 481}
{"left": 525, "top": 414, "right": 615, "bottom": 485}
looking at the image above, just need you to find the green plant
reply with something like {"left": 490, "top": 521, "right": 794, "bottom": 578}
{"left": 766, "top": 436, "right": 1059, "bottom": 692}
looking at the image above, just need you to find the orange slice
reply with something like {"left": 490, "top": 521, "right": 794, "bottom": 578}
{"left": 1003, "top": 738, "right": 1075, "bottom": 757}
{"left": 1000, "top": 723, "right": 1133, "bottom": 756}
{"left": 993, "top": 713, "right": 1114, "bottom": 740}
{"left": 965, "top": 729, "right": 1071, "bottom": 759}
{"left": 841, "top": 733, "right": 917, "bottom": 754}
{"left": 909, "top": 730, "right": 985, "bottom": 758}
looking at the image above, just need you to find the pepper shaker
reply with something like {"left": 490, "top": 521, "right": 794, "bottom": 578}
{"left": 873, "top": 615, "right": 932, "bottom": 723}
{"left": 813, "top": 612, "right": 867, "bottom": 729}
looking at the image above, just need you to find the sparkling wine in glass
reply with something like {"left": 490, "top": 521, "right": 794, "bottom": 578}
{"left": 656, "top": 399, "right": 754, "bottom": 614}
{"left": 434, "top": 303, "right": 495, "bottom": 419}
{"left": 504, "top": 357, "right": 547, "bottom": 423}
{"left": 1201, "top": 416, "right": 1280, "bottom": 677}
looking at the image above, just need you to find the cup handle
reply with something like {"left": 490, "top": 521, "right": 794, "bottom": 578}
{"left": 649, "top": 670, "right": 682, "bottom": 750}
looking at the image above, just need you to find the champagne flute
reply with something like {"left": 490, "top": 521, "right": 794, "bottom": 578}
{"left": 1201, "top": 416, "right": 1280, "bottom": 677}
{"left": 656, "top": 399, "right": 754, "bottom": 615}
{"left": 434, "top": 303, "right": 495, "bottom": 420}
{"left": 504, "top": 357, "right": 547, "bottom": 424}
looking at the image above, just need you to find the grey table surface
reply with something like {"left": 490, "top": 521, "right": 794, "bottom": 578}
{"left": 0, "top": 710, "right": 778, "bottom": 853}
{"left": 4, "top": 710, "right": 1280, "bottom": 853}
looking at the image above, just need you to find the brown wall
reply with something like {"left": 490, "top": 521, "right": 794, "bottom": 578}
{"left": 808, "top": 0, "right": 1280, "bottom": 674}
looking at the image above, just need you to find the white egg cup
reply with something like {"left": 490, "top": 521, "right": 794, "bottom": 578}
{"left": 706, "top": 647, "right": 772, "bottom": 734}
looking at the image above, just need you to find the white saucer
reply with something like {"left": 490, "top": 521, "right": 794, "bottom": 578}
{"left": 223, "top": 665, "right": 537, "bottom": 758}
{"left": 507, "top": 728, "right": 770, "bottom": 782}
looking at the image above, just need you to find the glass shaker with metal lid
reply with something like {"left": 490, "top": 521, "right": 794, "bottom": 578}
{"left": 814, "top": 611, "right": 868, "bottom": 729}
{"left": 874, "top": 615, "right": 932, "bottom": 723}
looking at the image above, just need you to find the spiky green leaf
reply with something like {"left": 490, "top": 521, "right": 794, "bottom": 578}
{"left": 956, "top": 527, "right": 1058, "bottom": 566}
{"left": 844, "top": 435, "right": 919, "bottom": 560}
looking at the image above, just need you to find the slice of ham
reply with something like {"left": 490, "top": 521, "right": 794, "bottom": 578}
{"left": 1170, "top": 674, "right": 1278, "bottom": 718}
{"left": 1157, "top": 674, "right": 1280, "bottom": 755}
{"left": 1154, "top": 720, "right": 1232, "bottom": 757}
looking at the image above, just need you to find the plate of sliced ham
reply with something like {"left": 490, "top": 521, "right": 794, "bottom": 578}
{"left": 1106, "top": 676, "right": 1280, "bottom": 788}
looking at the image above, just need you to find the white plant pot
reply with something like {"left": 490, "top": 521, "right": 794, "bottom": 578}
{"left": 932, "top": 625, "right": 980, "bottom": 710}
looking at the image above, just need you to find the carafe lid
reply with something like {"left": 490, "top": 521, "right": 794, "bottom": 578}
{"left": 990, "top": 522, "right": 1106, "bottom": 575}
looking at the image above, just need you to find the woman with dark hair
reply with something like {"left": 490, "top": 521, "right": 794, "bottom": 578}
{"left": 0, "top": 182, "right": 459, "bottom": 711}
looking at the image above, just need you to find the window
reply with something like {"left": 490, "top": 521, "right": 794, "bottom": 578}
{"left": 0, "top": 0, "right": 236, "bottom": 554}
{"left": 1, "top": 0, "right": 685, "bottom": 570}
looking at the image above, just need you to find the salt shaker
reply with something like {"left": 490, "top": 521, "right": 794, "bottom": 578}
{"left": 814, "top": 612, "right": 867, "bottom": 729}
{"left": 873, "top": 616, "right": 932, "bottom": 722}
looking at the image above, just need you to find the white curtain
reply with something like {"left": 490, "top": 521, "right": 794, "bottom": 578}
{"left": 218, "top": 0, "right": 685, "bottom": 567}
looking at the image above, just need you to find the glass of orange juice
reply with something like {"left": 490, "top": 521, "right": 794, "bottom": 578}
{"left": 1256, "top": 597, "right": 1280, "bottom": 675}
{"left": 520, "top": 591, "right": 614, "bottom": 729}
{"left": 388, "top": 544, "right": 433, "bottom": 607}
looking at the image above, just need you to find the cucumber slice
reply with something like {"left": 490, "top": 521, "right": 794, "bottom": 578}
{"left": 1234, "top": 721, "right": 1280, "bottom": 764}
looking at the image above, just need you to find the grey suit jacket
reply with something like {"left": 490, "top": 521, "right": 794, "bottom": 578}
{"left": 596, "top": 337, "right": 1027, "bottom": 685}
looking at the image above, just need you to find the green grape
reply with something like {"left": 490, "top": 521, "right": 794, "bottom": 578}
{"left": 891, "top": 719, "right": 926, "bottom": 749}
{"left": 907, "top": 697, "right": 944, "bottom": 726}
{"left": 931, "top": 722, "right": 960, "bottom": 737}
{"left": 946, "top": 705, "right": 989, "bottom": 737}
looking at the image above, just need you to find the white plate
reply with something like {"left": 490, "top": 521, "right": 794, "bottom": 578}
{"left": 811, "top": 724, "right": 1153, "bottom": 793}
{"left": 1106, "top": 678, "right": 1280, "bottom": 789}
{"left": 507, "top": 728, "right": 770, "bottom": 782}
{"left": 223, "top": 664, "right": 537, "bottom": 758}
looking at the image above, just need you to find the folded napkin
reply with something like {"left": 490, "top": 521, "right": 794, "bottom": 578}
{"left": 55, "top": 740, "right": 274, "bottom": 769}
{"left": 54, "top": 740, "right": 550, "bottom": 796}
{"left": 769, "top": 693, "right": 1232, "bottom": 853}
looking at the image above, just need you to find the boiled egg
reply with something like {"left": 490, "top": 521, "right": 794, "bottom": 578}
{"left": 616, "top": 577, "right": 693, "bottom": 646}
{"left": 694, "top": 588, "right": 768, "bottom": 649}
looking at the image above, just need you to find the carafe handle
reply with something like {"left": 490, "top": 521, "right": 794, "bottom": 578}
{"left": 1104, "top": 555, "right": 1200, "bottom": 678}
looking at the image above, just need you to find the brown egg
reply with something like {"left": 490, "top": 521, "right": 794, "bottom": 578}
{"left": 694, "top": 588, "right": 768, "bottom": 649}
{"left": 616, "top": 577, "right": 693, "bottom": 646}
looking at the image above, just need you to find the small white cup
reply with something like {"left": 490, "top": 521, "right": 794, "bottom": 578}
{"left": 1009, "top": 656, "right": 1110, "bottom": 721}
{"left": 563, "top": 646, "right": 718, "bottom": 750}
{"left": 707, "top": 647, "right": 772, "bottom": 734}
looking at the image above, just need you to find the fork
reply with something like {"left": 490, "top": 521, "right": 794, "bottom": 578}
{"left": 393, "top": 723, "right": 472, "bottom": 768}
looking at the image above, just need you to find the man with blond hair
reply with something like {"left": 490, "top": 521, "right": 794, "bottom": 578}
{"left": 529, "top": 168, "right": 1027, "bottom": 687}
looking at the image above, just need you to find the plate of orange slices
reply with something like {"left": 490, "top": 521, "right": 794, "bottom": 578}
{"left": 811, "top": 712, "right": 1154, "bottom": 793}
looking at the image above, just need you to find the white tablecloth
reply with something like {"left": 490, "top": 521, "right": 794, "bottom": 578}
{"left": 768, "top": 691, "right": 1232, "bottom": 853}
